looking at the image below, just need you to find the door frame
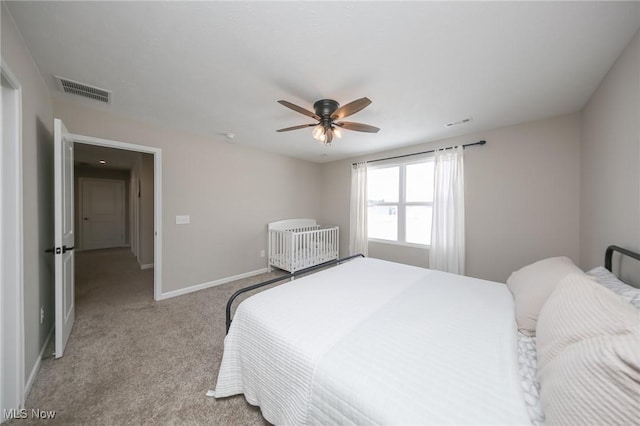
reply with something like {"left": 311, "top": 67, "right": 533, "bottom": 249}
{"left": 1, "top": 60, "right": 25, "bottom": 411}
{"left": 67, "top": 133, "right": 163, "bottom": 300}
{"left": 78, "top": 178, "right": 126, "bottom": 251}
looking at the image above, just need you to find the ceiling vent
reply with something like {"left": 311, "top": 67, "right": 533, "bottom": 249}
{"left": 55, "top": 75, "right": 111, "bottom": 104}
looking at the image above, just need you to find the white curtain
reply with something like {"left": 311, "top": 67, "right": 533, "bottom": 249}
{"left": 429, "top": 146, "right": 465, "bottom": 274}
{"left": 349, "top": 162, "right": 368, "bottom": 256}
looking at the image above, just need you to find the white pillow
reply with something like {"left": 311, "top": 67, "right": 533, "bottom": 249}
{"left": 536, "top": 273, "right": 638, "bottom": 367}
{"left": 587, "top": 266, "right": 640, "bottom": 309}
{"left": 507, "top": 256, "right": 588, "bottom": 336}
{"left": 536, "top": 273, "right": 640, "bottom": 426}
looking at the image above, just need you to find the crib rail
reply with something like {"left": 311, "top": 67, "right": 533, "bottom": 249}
{"left": 268, "top": 226, "right": 339, "bottom": 273}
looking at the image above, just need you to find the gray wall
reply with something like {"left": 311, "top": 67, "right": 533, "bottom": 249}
{"left": 320, "top": 114, "right": 582, "bottom": 283}
{"left": 2, "top": 3, "right": 55, "bottom": 385}
{"left": 580, "top": 29, "right": 640, "bottom": 284}
{"left": 53, "top": 98, "right": 323, "bottom": 293}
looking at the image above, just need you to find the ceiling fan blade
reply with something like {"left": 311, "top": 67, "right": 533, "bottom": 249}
{"left": 278, "top": 100, "right": 320, "bottom": 120}
{"left": 331, "top": 97, "right": 372, "bottom": 120}
{"left": 276, "top": 123, "right": 316, "bottom": 132}
{"left": 335, "top": 121, "right": 380, "bottom": 133}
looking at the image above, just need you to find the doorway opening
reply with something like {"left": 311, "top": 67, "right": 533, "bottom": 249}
{"left": 74, "top": 143, "right": 156, "bottom": 270}
{"left": 70, "top": 137, "right": 162, "bottom": 299}
{"left": 53, "top": 121, "right": 163, "bottom": 359}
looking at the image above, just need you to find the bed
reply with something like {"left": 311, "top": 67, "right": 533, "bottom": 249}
{"left": 211, "top": 246, "right": 640, "bottom": 425}
{"left": 267, "top": 219, "right": 339, "bottom": 273}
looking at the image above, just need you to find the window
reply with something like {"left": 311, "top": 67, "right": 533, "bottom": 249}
{"left": 367, "top": 160, "right": 434, "bottom": 246}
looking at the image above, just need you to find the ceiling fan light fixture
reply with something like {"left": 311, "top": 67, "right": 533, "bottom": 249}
{"left": 313, "top": 125, "right": 337, "bottom": 145}
{"left": 277, "top": 97, "right": 379, "bottom": 144}
{"left": 323, "top": 128, "right": 332, "bottom": 145}
{"left": 312, "top": 124, "right": 325, "bottom": 141}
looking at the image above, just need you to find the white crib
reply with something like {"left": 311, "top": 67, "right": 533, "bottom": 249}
{"left": 268, "top": 219, "right": 339, "bottom": 273}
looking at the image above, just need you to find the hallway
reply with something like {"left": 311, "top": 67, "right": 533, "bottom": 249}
{"left": 75, "top": 248, "right": 153, "bottom": 318}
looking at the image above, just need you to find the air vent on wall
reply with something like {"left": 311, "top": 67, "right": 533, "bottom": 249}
{"left": 55, "top": 75, "right": 111, "bottom": 104}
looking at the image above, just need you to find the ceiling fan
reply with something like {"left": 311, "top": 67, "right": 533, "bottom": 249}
{"left": 276, "top": 97, "right": 380, "bottom": 145}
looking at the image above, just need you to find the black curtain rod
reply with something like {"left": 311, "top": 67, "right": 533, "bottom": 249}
{"left": 352, "top": 140, "right": 486, "bottom": 166}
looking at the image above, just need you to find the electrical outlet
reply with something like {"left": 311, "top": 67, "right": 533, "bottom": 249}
{"left": 40, "top": 307, "right": 45, "bottom": 324}
{"left": 260, "top": 250, "right": 265, "bottom": 258}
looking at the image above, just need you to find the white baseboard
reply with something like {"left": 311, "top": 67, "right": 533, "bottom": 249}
{"left": 24, "top": 325, "right": 54, "bottom": 401}
{"left": 157, "top": 267, "right": 268, "bottom": 300}
{"left": 140, "top": 263, "right": 154, "bottom": 270}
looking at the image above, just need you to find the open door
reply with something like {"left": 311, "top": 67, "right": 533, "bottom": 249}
{"left": 54, "top": 118, "right": 75, "bottom": 358}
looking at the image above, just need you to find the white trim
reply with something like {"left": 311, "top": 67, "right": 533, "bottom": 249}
{"left": 153, "top": 151, "right": 162, "bottom": 301}
{"left": 129, "top": 169, "right": 138, "bottom": 258}
{"left": 1, "top": 59, "right": 25, "bottom": 414}
{"left": 368, "top": 238, "right": 430, "bottom": 250}
{"left": 157, "top": 268, "right": 268, "bottom": 301}
{"left": 23, "top": 326, "right": 53, "bottom": 401}
{"left": 65, "top": 132, "right": 163, "bottom": 301}
{"left": 140, "top": 264, "right": 154, "bottom": 270}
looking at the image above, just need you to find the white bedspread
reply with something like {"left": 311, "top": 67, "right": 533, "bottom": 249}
{"left": 213, "top": 258, "right": 530, "bottom": 425}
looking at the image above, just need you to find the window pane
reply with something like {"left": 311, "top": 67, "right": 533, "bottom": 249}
{"left": 406, "top": 161, "right": 434, "bottom": 202}
{"left": 406, "top": 206, "right": 432, "bottom": 245}
{"left": 368, "top": 205, "right": 398, "bottom": 241}
{"left": 368, "top": 167, "right": 399, "bottom": 204}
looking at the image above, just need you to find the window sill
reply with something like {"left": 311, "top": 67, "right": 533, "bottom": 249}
{"left": 368, "top": 238, "right": 430, "bottom": 250}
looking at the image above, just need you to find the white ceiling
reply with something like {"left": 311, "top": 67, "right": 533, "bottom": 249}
{"left": 6, "top": 1, "right": 640, "bottom": 163}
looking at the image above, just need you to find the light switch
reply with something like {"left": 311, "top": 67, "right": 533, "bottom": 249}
{"left": 176, "top": 215, "right": 190, "bottom": 225}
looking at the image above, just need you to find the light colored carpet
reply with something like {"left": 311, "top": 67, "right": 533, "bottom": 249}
{"left": 21, "top": 248, "right": 285, "bottom": 425}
